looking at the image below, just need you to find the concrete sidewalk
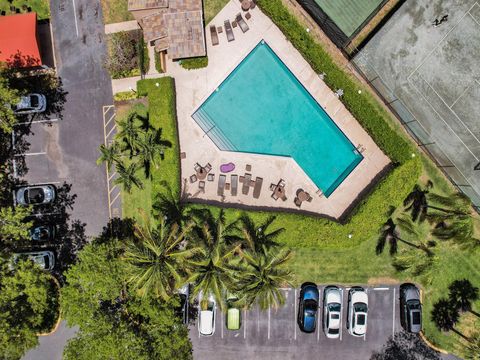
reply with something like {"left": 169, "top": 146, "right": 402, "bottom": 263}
{"left": 105, "top": 20, "right": 139, "bottom": 34}
{"left": 111, "top": 73, "right": 166, "bottom": 94}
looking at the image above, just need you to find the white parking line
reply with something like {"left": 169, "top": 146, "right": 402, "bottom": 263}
{"left": 373, "top": 287, "right": 390, "bottom": 291}
{"left": 243, "top": 309, "right": 247, "bottom": 339}
{"left": 392, "top": 287, "right": 396, "bottom": 337}
{"left": 72, "top": 0, "right": 79, "bottom": 37}
{"left": 16, "top": 118, "right": 59, "bottom": 125}
{"left": 221, "top": 311, "right": 224, "bottom": 339}
{"left": 294, "top": 288, "right": 297, "bottom": 340}
{"left": 317, "top": 310, "right": 320, "bottom": 342}
{"left": 340, "top": 288, "right": 344, "bottom": 341}
{"left": 110, "top": 191, "right": 121, "bottom": 205}
{"left": 268, "top": 307, "right": 271, "bottom": 340}
{"left": 17, "top": 152, "right": 46, "bottom": 156}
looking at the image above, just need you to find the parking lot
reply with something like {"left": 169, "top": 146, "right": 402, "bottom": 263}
{"left": 190, "top": 285, "right": 400, "bottom": 359}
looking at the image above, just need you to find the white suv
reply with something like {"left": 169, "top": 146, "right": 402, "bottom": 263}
{"left": 198, "top": 293, "right": 216, "bottom": 336}
{"left": 347, "top": 287, "right": 368, "bottom": 337}
{"left": 13, "top": 251, "right": 55, "bottom": 271}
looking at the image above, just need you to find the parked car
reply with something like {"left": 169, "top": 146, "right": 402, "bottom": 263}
{"left": 11, "top": 93, "right": 47, "bottom": 114}
{"left": 15, "top": 184, "right": 56, "bottom": 206}
{"left": 323, "top": 286, "right": 342, "bottom": 339}
{"left": 347, "top": 287, "right": 368, "bottom": 337}
{"left": 226, "top": 294, "right": 241, "bottom": 331}
{"left": 30, "top": 225, "right": 56, "bottom": 242}
{"left": 13, "top": 251, "right": 55, "bottom": 271}
{"left": 178, "top": 284, "right": 190, "bottom": 325}
{"left": 400, "top": 283, "right": 422, "bottom": 333}
{"left": 297, "top": 282, "right": 319, "bottom": 333}
{"left": 198, "top": 293, "right": 216, "bottom": 336}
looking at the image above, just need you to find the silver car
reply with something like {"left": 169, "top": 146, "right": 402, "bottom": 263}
{"left": 323, "top": 286, "right": 342, "bottom": 339}
{"left": 12, "top": 93, "right": 46, "bottom": 114}
{"left": 15, "top": 185, "right": 56, "bottom": 206}
{"left": 13, "top": 251, "right": 55, "bottom": 271}
{"left": 400, "top": 284, "right": 422, "bottom": 333}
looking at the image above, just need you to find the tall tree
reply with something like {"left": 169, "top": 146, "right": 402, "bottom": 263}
{"left": 370, "top": 331, "right": 440, "bottom": 360}
{"left": 136, "top": 128, "right": 170, "bottom": 178}
{"left": 431, "top": 298, "right": 467, "bottom": 340}
{"left": 448, "top": 279, "right": 479, "bottom": 315}
{"left": 117, "top": 110, "right": 148, "bottom": 156}
{"left": 0, "top": 259, "right": 59, "bottom": 360}
{"left": 403, "top": 182, "right": 432, "bottom": 222}
{"left": 187, "top": 209, "right": 240, "bottom": 310}
{"left": 114, "top": 162, "right": 143, "bottom": 193}
{"left": 0, "top": 206, "right": 32, "bottom": 251}
{"left": 123, "top": 212, "right": 197, "bottom": 300}
{"left": 0, "top": 70, "right": 19, "bottom": 132}
{"left": 152, "top": 182, "right": 188, "bottom": 227}
{"left": 96, "top": 142, "right": 122, "bottom": 171}
{"left": 238, "top": 214, "right": 284, "bottom": 254}
{"left": 237, "top": 245, "right": 293, "bottom": 310}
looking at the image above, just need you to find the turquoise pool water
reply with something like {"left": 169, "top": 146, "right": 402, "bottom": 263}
{"left": 192, "top": 41, "right": 363, "bottom": 197}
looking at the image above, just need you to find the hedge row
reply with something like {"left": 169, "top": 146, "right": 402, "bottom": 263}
{"left": 180, "top": 56, "right": 209, "bottom": 70}
{"left": 257, "top": 0, "right": 414, "bottom": 164}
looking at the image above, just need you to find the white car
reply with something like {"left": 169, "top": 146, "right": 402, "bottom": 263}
{"left": 323, "top": 286, "right": 342, "bottom": 339}
{"left": 347, "top": 287, "right": 368, "bottom": 337}
{"left": 12, "top": 93, "right": 46, "bottom": 114}
{"left": 198, "top": 293, "right": 216, "bottom": 336}
{"left": 13, "top": 251, "right": 55, "bottom": 271}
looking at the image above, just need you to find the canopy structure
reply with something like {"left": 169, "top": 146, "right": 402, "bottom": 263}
{"left": 0, "top": 13, "right": 42, "bottom": 68}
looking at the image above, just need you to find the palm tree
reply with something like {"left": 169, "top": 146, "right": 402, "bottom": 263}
{"left": 236, "top": 245, "right": 293, "bottom": 310}
{"left": 448, "top": 279, "right": 479, "bottom": 315}
{"left": 152, "top": 181, "right": 188, "bottom": 228}
{"left": 96, "top": 142, "right": 122, "bottom": 170}
{"left": 392, "top": 249, "right": 438, "bottom": 283}
{"left": 376, "top": 216, "right": 432, "bottom": 256}
{"left": 136, "top": 128, "right": 171, "bottom": 178}
{"left": 114, "top": 162, "right": 143, "bottom": 193}
{"left": 238, "top": 214, "right": 285, "bottom": 254}
{"left": 123, "top": 211, "right": 198, "bottom": 300}
{"left": 430, "top": 213, "right": 479, "bottom": 249}
{"left": 186, "top": 209, "right": 241, "bottom": 310}
{"left": 431, "top": 298, "right": 468, "bottom": 340}
{"left": 117, "top": 110, "right": 148, "bottom": 155}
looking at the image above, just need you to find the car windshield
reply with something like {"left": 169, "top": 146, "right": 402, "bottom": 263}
{"left": 30, "top": 96, "right": 39, "bottom": 107}
{"left": 305, "top": 299, "right": 317, "bottom": 311}
{"left": 354, "top": 302, "right": 368, "bottom": 313}
{"left": 328, "top": 303, "right": 341, "bottom": 312}
{"left": 328, "top": 328, "right": 340, "bottom": 334}
{"left": 408, "top": 300, "right": 421, "bottom": 309}
{"left": 412, "top": 311, "right": 421, "bottom": 325}
{"left": 331, "top": 313, "right": 340, "bottom": 319}
{"left": 43, "top": 256, "right": 49, "bottom": 269}
{"left": 26, "top": 188, "right": 44, "bottom": 203}
{"left": 356, "top": 314, "right": 366, "bottom": 325}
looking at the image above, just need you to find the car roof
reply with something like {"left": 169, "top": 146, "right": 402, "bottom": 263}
{"left": 227, "top": 308, "right": 240, "bottom": 329}
{"left": 200, "top": 310, "right": 213, "bottom": 334}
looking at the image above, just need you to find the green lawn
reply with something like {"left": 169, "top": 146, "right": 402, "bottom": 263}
{"left": 100, "top": 0, "right": 133, "bottom": 24}
{"left": 0, "top": 0, "right": 49, "bottom": 20}
{"left": 204, "top": 0, "right": 229, "bottom": 24}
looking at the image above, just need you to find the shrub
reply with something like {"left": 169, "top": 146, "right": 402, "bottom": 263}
{"left": 154, "top": 51, "right": 164, "bottom": 73}
{"left": 180, "top": 56, "right": 209, "bottom": 70}
{"left": 105, "top": 30, "right": 143, "bottom": 79}
{"left": 113, "top": 91, "right": 137, "bottom": 102}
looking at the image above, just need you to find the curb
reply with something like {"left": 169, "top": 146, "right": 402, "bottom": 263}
{"left": 418, "top": 287, "right": 449, "bottom": 355}
{"left": 36, "top": 276, "right": 62, "bottom": 337}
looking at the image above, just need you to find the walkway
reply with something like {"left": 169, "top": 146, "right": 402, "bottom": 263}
{"left": 104, "top": 20, "right": 139, "bottom": 34}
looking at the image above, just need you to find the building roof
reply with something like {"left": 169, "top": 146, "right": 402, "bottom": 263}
{"left": 128, "top": 0, "right": 168, "bottom": 11}
{"left": 137, "top": 0, "right": 205, "bottom": 59}
{"left": 0, "top": 13, "right": 42, "bottom": 68}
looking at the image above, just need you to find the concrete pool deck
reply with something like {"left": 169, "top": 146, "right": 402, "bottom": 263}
{"left": 168, "top": 0, "right": 390, "bottom": 219}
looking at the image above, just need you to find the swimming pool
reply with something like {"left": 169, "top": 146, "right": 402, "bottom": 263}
{"left": 192, "top": 41, "right": 363, "bottom": 197}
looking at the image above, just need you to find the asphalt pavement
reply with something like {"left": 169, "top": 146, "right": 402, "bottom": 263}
{"left": 190, "top": 285, "right": 401, "bottom": 360}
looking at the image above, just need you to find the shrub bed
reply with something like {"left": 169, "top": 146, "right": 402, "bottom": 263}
{"left": 180, "top": 56, "right": 209, "bottom": 70}
{"left": 105, "top": 30, "right": 146, "bottom": 79}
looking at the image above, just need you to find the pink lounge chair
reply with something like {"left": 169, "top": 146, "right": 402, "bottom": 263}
{"left": 220, "top": 162, "right": 235, "bottom": 173}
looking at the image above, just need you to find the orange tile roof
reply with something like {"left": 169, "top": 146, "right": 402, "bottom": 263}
{"left": 0, "top": 13, "right": 42, "bottom": 68}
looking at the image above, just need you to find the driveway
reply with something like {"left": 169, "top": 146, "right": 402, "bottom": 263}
{"left": 21, "top": 0, "right": 114, "bottom": 358}
{"left": 190, "top": 285, "right": 401, "bottom": 359}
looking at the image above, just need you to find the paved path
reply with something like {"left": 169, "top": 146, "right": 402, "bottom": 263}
{"left": 104, "top": 19, "right": 139, "bottom": 34}
{"left": 112, "top": 73, "right": 166, "bottom": 93}
{"left": 23, "top": 322, "right": 78, "bottom": 360}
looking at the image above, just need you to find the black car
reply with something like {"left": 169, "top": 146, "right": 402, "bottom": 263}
{"left": 297, "top": 282, "right": 319, "bottom": 333}
{"left": 400, "top": 283, "right": 422, "bottom": 333}
{"left": 178, "top": 284, "right": 190, "bottom": 325}
{"left": 30, "top": 225, "right": 56, "bottom": 242}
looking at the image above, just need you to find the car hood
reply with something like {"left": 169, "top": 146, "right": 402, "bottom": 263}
{"left": 404, "top": 287, "right": 420, "bottom": 302}
{"left": 351, "top": 291, "right": 368, "bottom": 304}
{"left": 326, "top": 289, "right": 341, "bottom": 304}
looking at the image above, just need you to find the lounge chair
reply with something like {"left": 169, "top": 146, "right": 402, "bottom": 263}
{"left": 231, "top": 175, "right": 238, "bottom": 196}
{"left": 205, "top": 163, "right": 212, "bottom": 173}
{"left": 236, "top": 13, "right": 249, "bottom": 33}
{"left": 294, "top": 197, "right": 302, "bottom": 207}
{"left": 199, "top": 181, "right": 205, "bottom": 191}
{"left": 218, "top": 175, "right": 226, "bottom": 196}
{"left": 242, "top": 173, "right": 251, "bottom": 195}
{"left": 224, "top": 20, "right": 235, "bottom": 42}
{"left": 253, "top": 177, "right": 263, "bottom": 199}
{"left": 210, "top": 25, "right": 219, "bottom": 46}
{"left": 190, "top": 174, "right": 198, "bottom": 183}
{"left": 194, "top": 163, "right": 202, "bottom": 172}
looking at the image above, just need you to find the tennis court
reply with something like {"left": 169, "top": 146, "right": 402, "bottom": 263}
{"left": 314, "top": 0, "right": 384, "bottom": 36}
{"left": 353, "top": 0, "right": 480, "bottom": 208}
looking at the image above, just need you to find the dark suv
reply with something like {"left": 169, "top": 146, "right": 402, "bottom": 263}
{"left": 400, "top": 283, "right": 422, "bottom": 333}
{"left": 297, "top": 282, "right": 319, "bottom": 333}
